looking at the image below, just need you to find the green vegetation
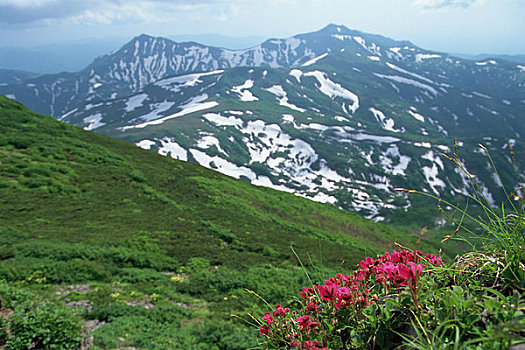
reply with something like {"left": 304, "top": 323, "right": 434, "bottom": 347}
{"left": 256, "top": 144, "right": 525, "bottom": 349}
{"left": 0, "top": 96, "right": 436, "bottom": 348}
{"left": 0, "top": 282, "right": 82, "bottom": 349}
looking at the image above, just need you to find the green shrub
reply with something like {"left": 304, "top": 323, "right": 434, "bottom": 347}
{"left": 0, "top": 245, "right": 15, "bottom": 260}
{"left": 0, "top": 282, "right": 82, "bottom": 349}
{"left": 7, "top": 136, "right": 33, "bottom": 149}
{"left": 0, "top": 227, "right": 29, "bottom": 245}
{"left": 187, "top": 257, "right": 211, "bottom": 272}
{"left": 118, "top": 267, "right": 168, "bottom": 284}
{"left": 93, "top": 315, "right": 179, "bottom": 349}
{"left": 208, "top": 268, "right": 246, "bottom": 293}
{"left": 129, "top": 169, "right": 147, "bottom": 182}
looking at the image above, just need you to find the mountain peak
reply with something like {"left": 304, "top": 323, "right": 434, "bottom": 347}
{"left": 127, "top": 34, "right": 176, "bottom": 46}
{"left": 319, "top": 24, "right": 354, "bottom": 35}
{"left": 133, "top": 33, "right": 156, "bottom": 42}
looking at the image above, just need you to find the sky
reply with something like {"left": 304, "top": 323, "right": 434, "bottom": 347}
{"left": 0, "top": 0, "right": 524, "bottom": 54}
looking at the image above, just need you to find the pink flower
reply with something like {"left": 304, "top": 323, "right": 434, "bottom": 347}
{"left": 296, "top": 315, "right": 319, "bottom": 337}
{"left": 296, "top": 315, "right": 311, "bottom": 328}
{"left": 376, "top": 261, "right": 397, "bottom": 283}
{"left": 303, "top": 340, "right": 322, "bottom": 350}
{"left": 305, "top": 301, "right": 318, "bottom": 313}
{"left": 397, "top": 262, "right": 423, "bottom": 286}
{"left": 335, "top": 286, "right": 353, "bottom": 309}
{"left": 391, "top": 250, "right": 401, "bottom": 263}
{"left": 306, "top": 322, "right": 320, "bottom": 337}
{"left": 316, "top": 281, "right": 338, "bottom": 302}
{"left": 259, "top": 325, "right": 270, "bottom": 335}
{"left": 290, "top": 341, "right": 301, "bottom": 348}
{"left": 273, "top": 304, "right": 290, "bottom": 317}
{"left": 262, "top": 312, "right": 274, "bottom": 324}
{"left": 360, "top": 256, "right": 375, "bottom": 270}
{"left": 300, "top": 287, "right": 315, "bottom": 299}
{"left": 426, "top": 254, "right": 443, "bottom": 266}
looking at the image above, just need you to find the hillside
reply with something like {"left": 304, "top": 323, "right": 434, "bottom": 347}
{"left": 0, "top": 95, "right": 430, "bottom": 348}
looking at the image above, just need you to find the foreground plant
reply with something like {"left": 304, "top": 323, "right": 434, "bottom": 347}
{"left": 256, "top": 249, "right": 442, "bottom": 349}
{"left": 254, "top": 141, "right": 525, "bottom": 349}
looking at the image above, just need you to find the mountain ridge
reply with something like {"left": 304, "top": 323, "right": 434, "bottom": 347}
{"left": 0, "top": 24, "right": 423, "bottom": 118}
{"left": 2, "top": 24, "right": 524, "bottom": 222}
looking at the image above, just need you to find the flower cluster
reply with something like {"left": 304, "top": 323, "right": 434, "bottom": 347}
{"left": 259, "top": 250, "right": 442, "bottom": 349}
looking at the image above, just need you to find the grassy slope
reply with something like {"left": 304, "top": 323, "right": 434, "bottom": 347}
{"left": 0, "top": 96, "right": 437, "bottom": 349}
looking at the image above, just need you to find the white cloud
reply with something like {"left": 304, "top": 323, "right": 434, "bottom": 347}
{"left": 413, "top": 0, "right": 481, "bottom": 9}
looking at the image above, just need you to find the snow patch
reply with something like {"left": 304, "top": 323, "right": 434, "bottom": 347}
{"left": 264, "top": 85, "right": 305, "bottom": 112}
{"left": 380, "top": 144, "right": 411, "bottom": 176}
{"left": 125, "top": 94, "right": 148, "bottom": 112}
{"left": 422, "top": 164, "right": 446, "bottom": 195}
{"left": 389, "top": 47, "right": 401, "bottom": 54}
{"left": 123, "top": 94, "right": 218, "bottom": 129}
{"left": 386, "top": 62, "right": 435, "bottom": 85}
{"left": 232, "top": 79, "right": 258, "bottom": 102}
{"left": 190, "top": 149, "right": 256, "bottom": 180}
{"left": 158, "top": 138, "right": 188, "bottom": 161}
{"left": 302, "top": 52, "right": 328, "bottom": 67}
{"left": 415, "top": 53, "right": 441, "bottom": 63}
{"left": 136, "top": 139, "right": 156, "bottom": 150}
{"left": 476, "top": 60, "right": 497, "bottom": 66}
{"left": 59, "top": 108, "right": 78, "bottom": 121}
{"left": 226, "top": 110, "right": 244, "bottom": 115}
{"left": 130, "top": 101, "right": 175, "bottom": 123}
{"left": 302, "top": 70, "right": 360, "bottom": 114}
{"left": 282, "top": 114, "right": 295, "bottom": 123}
{"left": 332, "top": 34, "right": 352, "bottom": 41}
{"left": 156, "top": 70, "right": 223, "bottom": 92}
{"left": 409, "top": 110, "right": 425, "bottom": 122}
{"left": 202, "top": 113, "right": 243, "bottom": 127}
{"left": 374, "top": 73, "right": 438, "bottom": 95}
{"left": 414, "top": 142, "right": 431, "bottom": 148}
{"left": 83, "top": 113, "right": 105, "bottom": 130}
{"left": 197, "top": 135, "right": 228, "bottom": 156}
{"left": 369, "top": 107, "right": 402, "bottom": 133}
{"left": 289, "top": 69, "right": 302, "bottom": 83}
{"left": 472, "top": 91, "right": 492, "bottom": 99}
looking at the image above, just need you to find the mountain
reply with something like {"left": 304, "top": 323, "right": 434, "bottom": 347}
{"left": 455, "top": 53, "right": 525, "bottom": 65}
{"left": 169, "top": 33, "right": 268, "bottom": 50}
{"left": 0, "top": 69, "right": 40, "bottom": 84}
{"left": 2, "top": 24, "right": 524, "bottom": 223}
{"left": 60, "top": 25, "right": 525, "bottom": 222}
{"left": 1, "top": 95, "right": 425, "bottom": 348}
{"left": 0, "top": 24, "right": 413, "bottom": 118}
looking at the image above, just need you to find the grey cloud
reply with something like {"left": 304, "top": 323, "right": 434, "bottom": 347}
{"left": 0, "top": 1, "right": 93, "bottom": 24}
{"left": 0, "top": 0, "right": 225, "bottom": 25}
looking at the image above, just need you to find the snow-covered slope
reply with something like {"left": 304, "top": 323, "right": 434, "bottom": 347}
{"left": 3, "top": 24, "right": 524, "bottom": 223}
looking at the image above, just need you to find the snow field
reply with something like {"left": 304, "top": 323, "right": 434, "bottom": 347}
{"left": 231, "top": 80, "right": 259, "bottom": 102}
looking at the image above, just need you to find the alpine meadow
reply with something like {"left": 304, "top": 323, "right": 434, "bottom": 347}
{"left": 0, "top": 5, "right": 524, "bottom": 349}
